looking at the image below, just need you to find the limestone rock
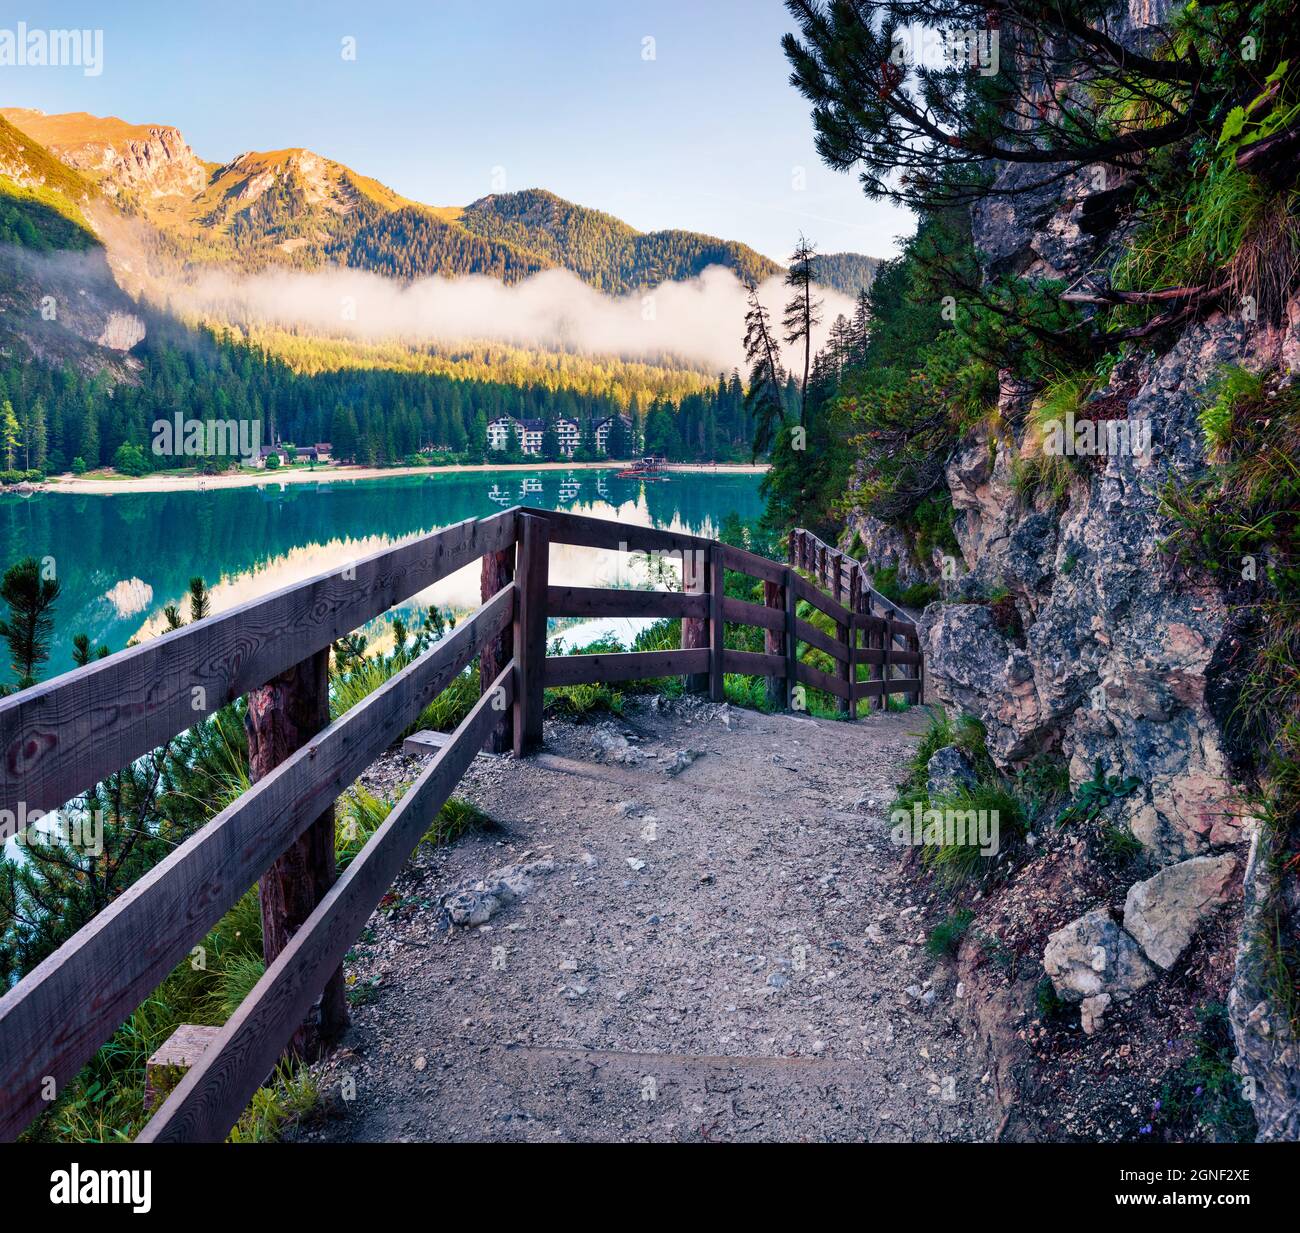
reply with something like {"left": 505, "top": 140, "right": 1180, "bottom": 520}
{"left": 1080, "top": 993, "right": 1112, "bottom": 1035}
{"left": 1043, "top": 908, "right": 1155, "bottom": 1003}
{"left": 925, "top": 745, "right": 978, "bottom": 798}
{"left": 1230, "top": 825, "right": 1300, "bottom": 1140}
{"left": 1123, "top": 854, "right": 1238, "bottom": 969}
{"left": 441, "top": 856, "right": 555, "bottom": 928}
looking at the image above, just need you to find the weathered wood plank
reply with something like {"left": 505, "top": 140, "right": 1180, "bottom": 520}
{"left": 681, "top": 547, "right": 710, "bottom": 695}
{"left": 794, "top": 617, "right": 851, "bottom": 664}
{"left": 0, "top": 586, "right": 512, "bottom": 1143}
{"left": 246, "top": 647, "right": 348, "bottom": 1056}
{"left": 546, "top": 586, "right": 706, "bottom": 621}
{"left": 543, "top": 650, "right": 709, "bottom": 687}
{"left": 480, "top": 542, "right": 516, "bottom": 753}
{"left": 138, "top": 665, "right": 515, "bottom": 1143}
{"left": 708, "top": 552, "right": 725, "bottom": 703}
{"left": 784, "top": 573, "right": 799, "bottom": 710}
{"left": 514, "top": 514, "right": 549, "bottom": 755}
{"left": 878, "top": 615, "right": 892, "bottom": 711}
{"left": 763, "top": 579, "right": 785, "bottom": 709}
{"left": 722, "top": 595, "right": 784, "bottom": 632}
{"left": 790, "top": 571, "right": 853, "bottom": 625}
{"left": 723, "top": 649, "right": 786, "bottom": 677}
{"left": 716, "top": 543, "right": 786, "bottom": 585}
{"left": 795, "top": 659, "right": 852, "bottom": 701}
{"left": 0, "top": 511, "right": 516, "bottom": 834}
{"left": 531, "top": 507, "right": 711, "bottom": 554}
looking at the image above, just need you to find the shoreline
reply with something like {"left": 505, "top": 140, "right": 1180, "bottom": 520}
{"left": 33, "top": 460, "right": 769, "bottom": 497}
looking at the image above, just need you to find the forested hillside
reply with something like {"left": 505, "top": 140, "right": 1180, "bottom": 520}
{"left": 807, "top": 251, "right": 880, "bottom": 297}
{"left": 457, "top": 189, "right": 784, "bottom": 293}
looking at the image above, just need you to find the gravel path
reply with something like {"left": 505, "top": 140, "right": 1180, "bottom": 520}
{"left": 296, "top": 697, "right": 994, "bottom": 1143}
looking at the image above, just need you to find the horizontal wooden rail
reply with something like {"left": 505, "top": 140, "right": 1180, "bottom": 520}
{"left": 721, "top": 595, "right": 783, "bottom": 632}
{"left": 0, "top": 583, "right": 514, "bottom": 1142}
{"left": 544, "top": 649, "right": 709, "bottom": 687}
{"left": 855, "top": 677, "right": 922, "bottom": 701}
{"left": 795, "top": 616, "right": 851, "bottom": 664}
{"left": 722, "top": 649, "right": 786, "bottom": 677}
{"left": 796, "top": 659, "right": 852, "bottom": 701}
{"left": 0, "top": 510, "right": 516, "bottom": 833}
{"left": 715, "top": 542, "right": 786, "bottom": 585}
{"left": 546, "top": 585, "right": 706, "bottom": 621}
{"left": 535, "top": 507, "right": 711, "bottom": 555}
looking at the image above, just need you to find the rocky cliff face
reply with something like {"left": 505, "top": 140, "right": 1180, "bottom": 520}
{"left": 0, "top": 109, "right": 209, "bottom": 200}
{"left": 848, "top": 13, "right": 1297, "bottom": 1140}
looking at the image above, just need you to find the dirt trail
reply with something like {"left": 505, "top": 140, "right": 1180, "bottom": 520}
{"left": 296, "top": 697, "right": 996, "bottom": 1143}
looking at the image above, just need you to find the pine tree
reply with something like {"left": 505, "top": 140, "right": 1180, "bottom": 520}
{"left": 783, "top": 235, "right": 822, "bottom": 428}
{"left": 742, "top": 284, "right": 787, "bottom": 458}
{"left": 0, "top": 400, "right": 19, "bottom": 470}
{"left": 188, "top": 577, "right": 210, "bottom": 623}
{"left": 0, "top": 557, "right": 61, "bottom": 689}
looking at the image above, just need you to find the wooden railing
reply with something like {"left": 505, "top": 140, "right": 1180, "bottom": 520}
{"left": 0, "top": 506, "right": 922, "bottom": 1143}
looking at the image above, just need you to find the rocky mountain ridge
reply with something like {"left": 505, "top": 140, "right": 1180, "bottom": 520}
{"left": 0, "top": 107, "right": 808, "bottom": 293}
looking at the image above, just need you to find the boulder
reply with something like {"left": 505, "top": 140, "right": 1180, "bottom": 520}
{"left": 1123, "top": 854, "right": 1238, "bottom": 969}
{"left": 926, "top": 745, "right": 978, "bottom": 798}
{"left": 440, "top": 856, "right": 555, "bottom": 928}
{"left": 1043, "top": 907, "right": 1156, "bottom": 1003}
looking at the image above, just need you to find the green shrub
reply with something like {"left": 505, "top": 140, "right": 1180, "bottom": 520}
{"left": 926, "top": 908, "right": 974, "bottom": 958}
{"left": 1055, "top": 758, "right": 1142, "bottom": 826}
{"left": 920, "top": 782, "right": 1027, "bottom": 887}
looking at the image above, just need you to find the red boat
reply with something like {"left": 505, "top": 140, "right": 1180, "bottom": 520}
{"left": 616, "top": 456, "right": 670, "bottom": 480}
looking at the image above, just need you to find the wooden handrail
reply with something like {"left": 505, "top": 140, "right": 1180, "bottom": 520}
{"left": 0, "top": 507, "right": 925, "bottom": 1144}
{"left": 790, "top": 526, "right": 918, "bottom": 629}
{"left": 0, "top": 510, "right": 517, "bottom": 834}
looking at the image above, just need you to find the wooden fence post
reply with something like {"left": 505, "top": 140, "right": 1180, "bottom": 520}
{"left": 879, "top": 619, "right": 892, "bottom": 712}
{"left": 784, "top": 567, "right": 799, "bottom": 711}
{"left": 708, "top": 549, "right": 725, "bottom": 703}
{"left": 480, "top": 544, "right": 516, "bottom": 753}
{"left": 847, "top": 570, "right": 860, "bottom": 721}
{"left": 764, "top": 578, "right": 784, "bottom": 709}
{"left": 682, "top": 547, "right": 709, "bottom": 694}
{"left": 514, "top": 512, "right": 548, "bottom": 755}
{"left": 246, "top": 646, "right": 348, "bottom": 1058}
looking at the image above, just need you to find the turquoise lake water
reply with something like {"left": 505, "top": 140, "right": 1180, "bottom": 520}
{"left": 0, "top": 468, "right": 765, "bottom": 685}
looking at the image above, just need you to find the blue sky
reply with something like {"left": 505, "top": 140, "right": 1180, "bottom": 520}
{"left": 1, "top": 1, "right": 914, "bottom": 261}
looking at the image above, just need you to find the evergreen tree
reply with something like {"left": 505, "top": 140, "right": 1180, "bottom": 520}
{"left": 0, "top": 400, "right": 18, "bottom": 470}
{"left": 0, "top": 557, "right": 61, "bottom": 689}
{"left": 742, "top": 284, "right": 787, "bottom": 458}
{"left": 783, "top": 235, "right": 822, "bottom": 427}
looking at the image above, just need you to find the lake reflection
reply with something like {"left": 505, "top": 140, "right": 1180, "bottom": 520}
{"left": 0, "top": 469, "right": 764, "bottom": 684}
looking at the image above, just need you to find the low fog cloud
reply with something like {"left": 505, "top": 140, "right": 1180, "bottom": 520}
{"left": 162, "top": 264, "right": 858, "bottom": 375}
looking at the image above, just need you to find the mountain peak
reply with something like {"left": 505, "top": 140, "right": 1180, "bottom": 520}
{"left": 0, "top": 107, "right": 206, "bottom": 199}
